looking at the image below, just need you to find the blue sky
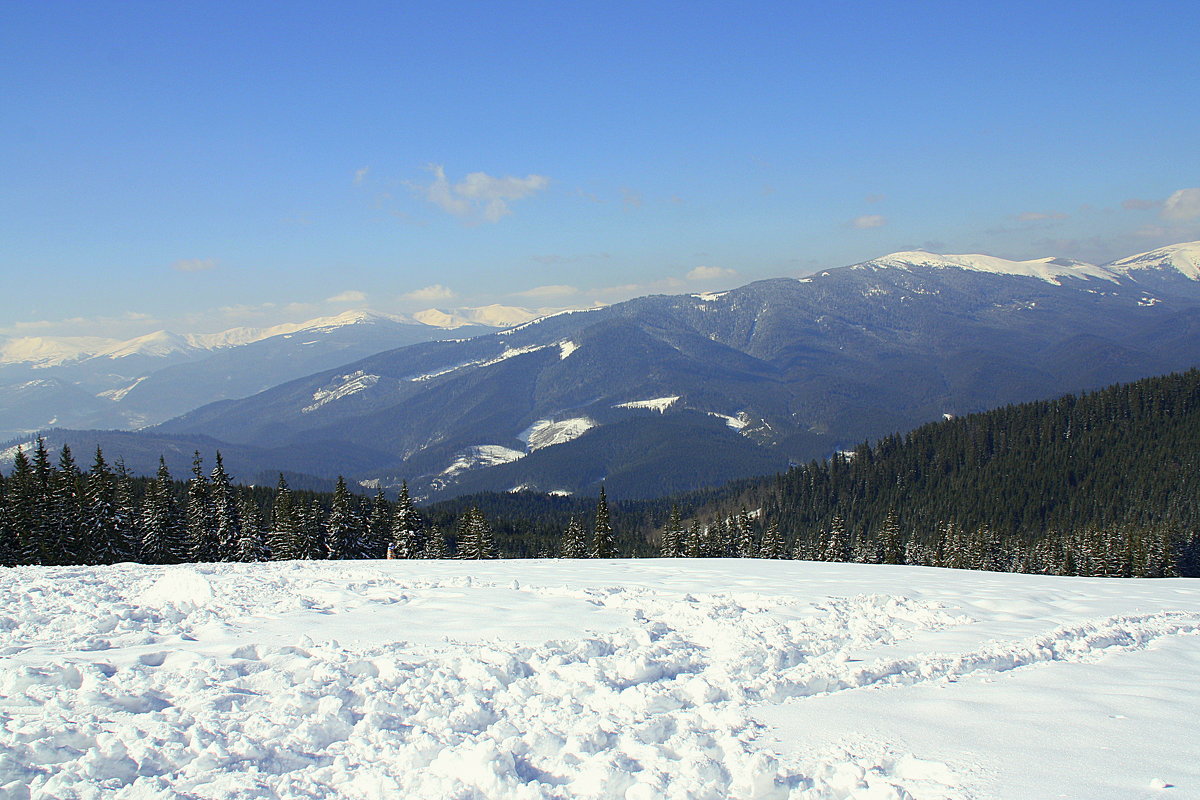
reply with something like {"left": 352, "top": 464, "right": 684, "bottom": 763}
{"left": 3, "top": 1, "right": 1198, "bottom": 338}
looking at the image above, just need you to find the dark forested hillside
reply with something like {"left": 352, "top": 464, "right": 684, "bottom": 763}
{"left": 685, "top": 368, "right": 1200, "bottom": 576}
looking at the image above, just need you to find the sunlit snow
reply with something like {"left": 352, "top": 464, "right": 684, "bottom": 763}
{"left": 302, "top": 371, "right": 381, "bottom": 413}
{"left": 1, "top": 560, "right": 1196, "bottom": 799}
{"left": 615, "top": 396, "right": 679, "bottom": 412}
{"left": 519, "top": 418, "right": 596, "bottom": 451}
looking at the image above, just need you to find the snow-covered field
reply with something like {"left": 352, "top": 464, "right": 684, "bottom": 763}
{"left": 1, "top": 559, "right": 1197, "bottom": 799}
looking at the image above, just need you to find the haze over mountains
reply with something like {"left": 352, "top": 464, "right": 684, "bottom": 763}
{"left": 0, "top": 305, "right": 554, "bottom": 440}
{"left": 8, "top": 242, "right": 1200, "bottom": 500}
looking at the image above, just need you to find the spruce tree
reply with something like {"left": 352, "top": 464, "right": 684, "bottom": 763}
{"left": 0, "top": 474, "right": 14, "bottom": 567}
{"left": 365, "top": 489, "right": 391, "bottom": 559}
{"left": 734, "top": 508, "right": 755, "bottom": 557}
{"left": 270, "top": 475, "right": 299, "bottom": 560}
{"left": 51, "top": 444, "right": 84, "bottom": 565}
{"left": 423, "top": 525, "right": 448, "bottom": 559}
{"left": 591, "top": 486, "right": 614, "bottom": 558}
{"left": 684, "top": 520, "right": 704, "bottom": 558}
{"left": 390, "top": 481, "right": 424, "bottom": 559}
{"left": 561, "top": 515, "right": 587, "bottom": 558}
{"left": 660, "top": 505, "right": 683, "bottom": 557}
{"left": 7, "top": 448, "right": 38, "bottom": 564}
{"left": 294, "top": 500, "right": 327, "bottom": 560}
{"left": 141, "top": 458, "right": 181, "bottom": 564}
{"left": 185, "top": 452, "right": 216, "bottom": 562}
{"left": 83, "top": 447, "right": 121, "bottom": 565}
{"left": 235, "top": 491, "right": 270, "bottom": 562}
{"left": 111, "top": 459, "right": 138, "bottom": 562}
{"left": 759, "top": 520, "right": 785, "bottom": 559}
{"left": 459, "top": 507, "right": 496, "bottom": 559}
{"left": 325, "top": 476, "right": 361, "bottom": 559}
{"left": 209, "top": 452, "right": 242, "bottom": 561}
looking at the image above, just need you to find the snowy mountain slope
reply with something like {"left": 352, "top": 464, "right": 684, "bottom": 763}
{"left": 136, "top": 241, "right": 1200, "bottom": 499}
{"left": 1, "top": 558, "right": 1196, "bottom": 799}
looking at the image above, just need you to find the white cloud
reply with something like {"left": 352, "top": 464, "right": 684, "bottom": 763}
{"left": 354, "top": 166, "right": 369, "bottom": 185}
{"left": 514, "top": 284, "right": 580, "bottom": 298}
{"left": 1162, "top": 188, "right": 1200, "bottom": 221}
{"left": 172, "top": 258, "right": 217, "bottom": 273}
{"left": 687, "top": 266, "right": 738, "bottom": 281}
{"left": 403, "top": 284, "right": 457, "bottom": 301}
{"left": 851, "top": 214, "right": 887, "bottom": 229}
{"left": 1016, "top": 211, "right": 1068, "bottom": 222}
{"left": 418, "top": 165, "right": 549, "bottom": 222}
{"left": 326, "top": 290, "right": 367, "bottom": 304}
{"left": 1122, "top": 197, "right": 1157, "bottom": 211}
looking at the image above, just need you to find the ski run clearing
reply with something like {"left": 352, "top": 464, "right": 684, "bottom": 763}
{"left": 1, "top": 560, "right": 1197, "bottom": 800}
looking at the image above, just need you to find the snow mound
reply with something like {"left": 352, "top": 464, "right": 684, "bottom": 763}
{"left": 136, "top": 568, "right": 213, "bottom": 608}
{"left": 302, "top": 370, "right": 381, "bottom": 413}
{"left": 616, "top": 396, "right": 680, "bottom": 412}
{"left": 519, "top": 417, "right": 597, "bottom": 451}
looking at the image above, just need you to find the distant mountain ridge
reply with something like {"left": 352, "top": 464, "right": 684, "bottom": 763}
{"left": 73, "top": 240, "right": 1195, "bottom": 501}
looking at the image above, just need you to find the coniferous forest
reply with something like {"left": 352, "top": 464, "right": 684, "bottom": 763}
{"left": 3, "top": 369, "right": 1199, "bottom": 576}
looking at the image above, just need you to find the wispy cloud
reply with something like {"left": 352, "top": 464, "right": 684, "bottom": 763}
{"left": 354, "top": 166, "right": 369, "bottom": 185}
{"left": 851, "top": 214, "right": 887, "bottom": 230}
{"left": 621, "top": 188, "right": 643, "bottom": 209}
{"left": 417, "top": 164, "right": 549, "bottom": 223}
{"left": 172, "top": 258, "right": 217, "bottom": 273}
{"left": 1162, "top": 188, "right": 1200, "bottom": 221}
{"left": 1015, "top": 211, "right": 1069, "bottom": 222}
{"left": 326, "top": 290, "right": 367, "bottom": 304}
{"left": 865, "top": 193, "right": 886, "bottom": 204}
{"left": 686, "top": 265, "right": 738, "bottom": 281}
{"left": 402, "top": 284, "right": 457, "bottom": 301}
{"left": 1122, "top": 197, "right": 1157, "bottom": 211}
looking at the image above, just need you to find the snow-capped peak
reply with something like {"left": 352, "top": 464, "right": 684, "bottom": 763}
{"left": 1103, "top": 241, "right": 1200, "bottom": 281}
{"left": 867, "top": 251, "right": 1117, "bottom": 284}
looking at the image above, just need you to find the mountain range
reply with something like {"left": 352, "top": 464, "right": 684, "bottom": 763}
{"left": 0, "top": 305, "right": 555, "bottom": 440}
{"left": 10, "top": 242, "right": 1200, "bottom": 500}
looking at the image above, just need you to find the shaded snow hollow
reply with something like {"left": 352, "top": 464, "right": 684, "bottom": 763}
{"left": 1, "top": 560, "right": 1197, "bottom": 799}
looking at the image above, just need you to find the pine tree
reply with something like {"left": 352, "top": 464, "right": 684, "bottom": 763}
{"left": 0, "top": 474, "right": 14, "bottom": 567}
{"left": 389, "top": 481, "right": 424, "bottom": 559}
{"left": 759, "top": 520, "right": 785, "bottom": 559}
{"left": 111, "top": 459, "right": 138, "bottom": 562}
{"left": 209, "top": 452, "right": 242, "bottom": 561}
{"left": 660, "top": 506, "right": 684, "bottom": 557}
{"left": 294, "top": 500, "right": 327, "bottom": 560}
{"left": 821, "top": 515, "right": 849, "bottom": 562}
{"left": 185, "top": 452, "right": 216, "bottom": 562}
{"left": 141, "top": 458, "right": 181, "bottom": 564}
{"left": 878, "top": 511, "right": 903, "bottom": 565}
{"left": 561, "top": 515, "right": 587, "bottom": 558}
{"left": 591, "top": 486, "right": 615, "bottom": 558}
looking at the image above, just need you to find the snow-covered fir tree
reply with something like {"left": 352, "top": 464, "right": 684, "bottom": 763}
{"left": 209, "top": 452, "right": 242, "bottom": 561}
{"left": 140, "top": 458, "right": 181, "bottom": 564}
{"left": 422, "top": 526, "right": 448, "bottom": 559}
{"left": 83, "top": 447, "right": 121, "bottom": 565}
{"left": 270, "top": 475, "right": 299, "bottom": 561}
{"left": 364, "top": 489, "right": 391, "bottom": 559}
{"left": 734, "top": 508, "right": 755, "bottom": 557}
{"left": 591, "top": 486, "right": 615, "bottom": 558}
{"left": 820, "top": 515, "right": 849, "bottom": 562}
{"left": 326, "top": 476, "right": 363, "bottom": 559}
{"left": 235, "top": 491, "right": 270, "bottom": 562}
{"left": 389, "top": 481, "right": 424, "bottom": 559}
{"left": 294, "top": 500, "right": 326, "bottom": 560}
{"left": 684, "top": 520, "right": 704, "bottom": 558}
{"left": 560, "top": 515, "right": 588, "bottom": 558}
{"left": 459, "top": 507, "right": 496, "bottom": 559}
{"left": 110, "top": 459, "right": 138, "bottom": 563}
{"left": 185, "top": 452, "right": 216, "bottom": 562}
{"left": 759, "top": 520, "right": 785, "bottom": 559}
{"left": 660, "top": 505, "right": 684, "bottom": 557}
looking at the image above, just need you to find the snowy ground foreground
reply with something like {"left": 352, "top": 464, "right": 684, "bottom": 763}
{"left": 1, "top": 560, "right": 1198, "bottom": 800}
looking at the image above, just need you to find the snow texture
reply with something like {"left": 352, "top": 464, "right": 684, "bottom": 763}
{"left": 302, "top": 371, "right": 381, "bottom": 414}
{"left": 615, "top": 397, "right": 680, "bottom": 412}
{"left": 1, "top": 560, "right": 1196, "bottom": 800}
{"left": 519, "top": 418, "right": 597, "bottom": 451}
{"left": 1105, "top": 241, "right": 1200, "bottom": 281}
{"left": 558, "top": 341, "right": 580, "bottom": 360}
